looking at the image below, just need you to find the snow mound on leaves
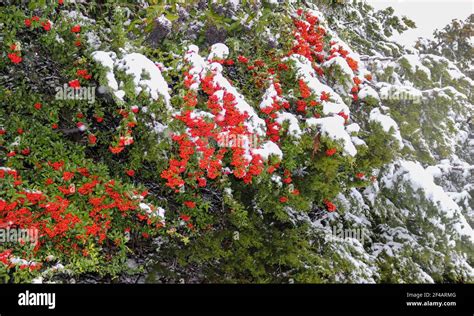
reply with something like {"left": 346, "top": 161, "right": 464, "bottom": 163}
{"left": 289, "top": 54, "right": 350, "bottom": 116}
{"left": 381, "top": 160, "right": 474, "bottom": 243}
{"left": 369, "top": 108, "right": 404, "bottom": 148}
{"left": 92, "top": 51, "right": 171, "bottom": 108}
{"left": 252, "top": 141, "right": 283, "bottom": 160}
{"left": 399, "top": 54, "right": 431, "bottom": 79}
{"left": 116, "top": 53, "right": 171, "bottom": 108}
{"left": 276, "top": 112, "right": 302, "bottom": 138}
{"left": 207, "top": 43, "right": 229, "bottom": 60}
{"left": 322, "top": 56, "right": 355, "bottom": 80}
{"left": 358, "top": 86, "right": 379, "bottom": 101}
{"left": 306, "top": 116, "right": 357, "bottom": 157}
{"left": 91, "top": 51, "right": 124, "bottom": 100}
{"left": 421, "top": 54, "right": 472, "bottom": 83}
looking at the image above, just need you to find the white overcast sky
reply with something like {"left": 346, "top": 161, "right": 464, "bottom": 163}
{"left": 364, "top": 0, "right": 474, "bottom": 47}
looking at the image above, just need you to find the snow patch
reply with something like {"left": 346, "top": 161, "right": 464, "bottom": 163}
{"left": 306, "top": 116, "right": 357, "bottom": 157}
{"left": 92, "top": 51, "right": 171, "bottom": 108}
{"left": 369, "top": 108, "right": 404, "bottom": 148}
